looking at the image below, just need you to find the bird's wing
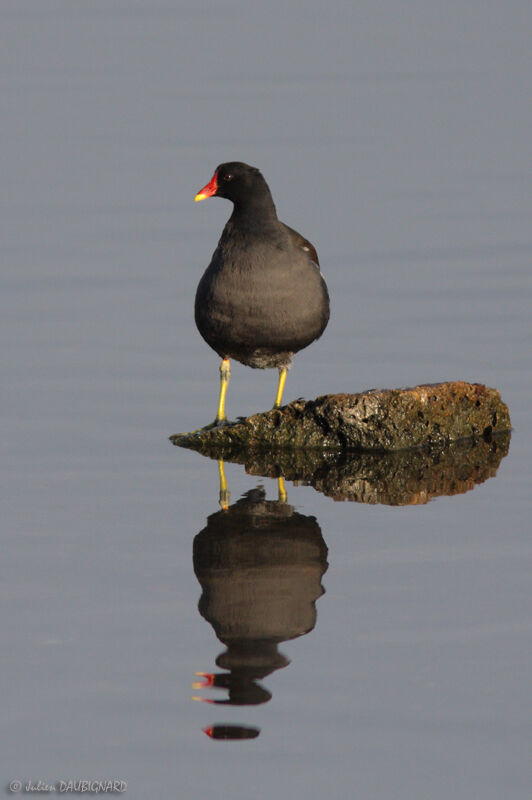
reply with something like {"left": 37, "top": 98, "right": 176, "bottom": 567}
{"left": 281, "top": 223, "right": 320, "bottom": 268}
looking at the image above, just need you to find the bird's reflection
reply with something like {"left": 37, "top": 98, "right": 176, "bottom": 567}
{"left": 192, "top": 464, "right": 328, "bottom": 740}
{"left": 183, "top": 434, "right": 511, "bottom": 740}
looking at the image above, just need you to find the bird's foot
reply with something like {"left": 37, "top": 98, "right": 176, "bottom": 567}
{"left": 201, "top": 417, "right": 234, "bottom": 432}
{"left": 205, "top": 417, "right": 232, "bottom": 430}
{"left": 172, "top": 418, "right": 233, "bottom": 440}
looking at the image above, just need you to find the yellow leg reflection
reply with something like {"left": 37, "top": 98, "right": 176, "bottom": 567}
{"left": 218, "top": 459, "right": 230, "bottom": 510}
{"left": 216, "top": 358, "right": 231, "bottom": 424}
{"left": 273, "top": 366, "right": 288, "bottom": 409}
{"left": 277, "top": 476, "right": 287, "bottom": 503}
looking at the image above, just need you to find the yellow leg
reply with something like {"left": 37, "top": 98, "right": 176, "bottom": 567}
{"left": 277, "top": 476, "right": 287, "bottom": 503}
{"left": 273, "top": 367, "right": 288, "bottom": 409}
{"left": 217, "top": 459, "right": 230, "bottom": 510}
{"left": 216, "top": 358, "right": 230, "bottom": 423}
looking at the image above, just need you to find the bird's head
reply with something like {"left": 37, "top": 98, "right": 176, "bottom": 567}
{"left": 194, "top": 162, "right": 267, "bottom": 204}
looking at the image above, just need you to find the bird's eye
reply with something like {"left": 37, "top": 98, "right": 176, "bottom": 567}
{"left": 223, "top": 174, "right": 234, "bottom": 182}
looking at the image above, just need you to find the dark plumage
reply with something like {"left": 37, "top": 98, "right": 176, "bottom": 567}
{"left": 194, "top": 161, "right": 330, "bottom": 423}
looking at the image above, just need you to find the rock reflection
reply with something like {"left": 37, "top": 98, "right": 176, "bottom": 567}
{"left": 192, "top": 477, "right": 328, "bottom": 740}
{"left": 177, "top": 431, "right": 510, "bottom": 504}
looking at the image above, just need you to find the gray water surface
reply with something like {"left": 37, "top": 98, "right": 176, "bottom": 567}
{"left": 2, "top": 2, "right": 532, "bottom": 799}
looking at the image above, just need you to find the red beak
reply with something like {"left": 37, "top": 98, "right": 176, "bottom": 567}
{"left": 194, "top": 171, "right": 218, "bottom": 202}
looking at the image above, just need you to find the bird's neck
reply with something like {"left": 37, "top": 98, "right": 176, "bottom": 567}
{"left": 230, "top": 190, "right": 278, "bottom": 232}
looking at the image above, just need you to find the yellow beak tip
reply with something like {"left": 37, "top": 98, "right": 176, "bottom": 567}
{"left": 194, "top": 193, "right": 207, "bottom": 202}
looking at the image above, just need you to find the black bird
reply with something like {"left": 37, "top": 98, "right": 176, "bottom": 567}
{"left": 194, "top": 161, "right": 330, "bottom": 424}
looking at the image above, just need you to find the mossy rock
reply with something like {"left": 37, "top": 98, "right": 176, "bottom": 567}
{"left": 171, "top": 382, "right": 510, "bottom": 453}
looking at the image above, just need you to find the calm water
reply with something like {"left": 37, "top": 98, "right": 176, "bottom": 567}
{"left": 2, "top": 2, "right": 531, "bottom": 798}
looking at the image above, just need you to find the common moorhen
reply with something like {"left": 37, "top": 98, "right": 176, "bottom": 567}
{"left": 194, "top": 162, "right": 330, "bottom": 424}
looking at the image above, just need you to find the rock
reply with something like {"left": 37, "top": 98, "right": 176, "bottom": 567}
{"left": 171, "top": 382, "right": 510, "bottom": 453}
